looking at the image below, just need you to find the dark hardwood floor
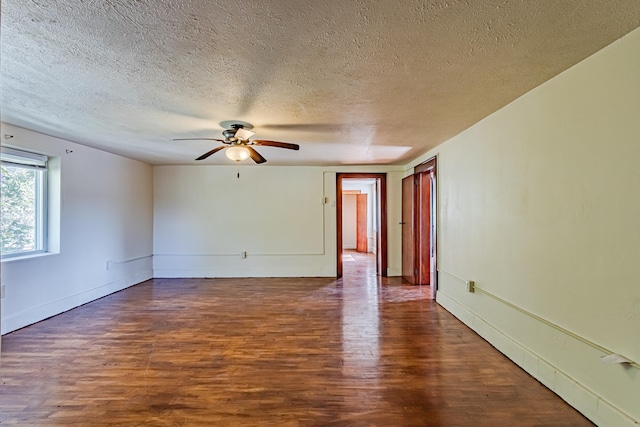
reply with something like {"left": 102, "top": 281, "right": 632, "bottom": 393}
{"left": 0, "top": 252, "right": 592, "bottom": 426}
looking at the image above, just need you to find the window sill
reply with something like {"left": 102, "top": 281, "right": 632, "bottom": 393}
{"left": 1, "top": 252, "right": 59, "bottom": 264}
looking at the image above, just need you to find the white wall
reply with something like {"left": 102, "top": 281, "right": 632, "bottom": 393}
{"left": 409, "top": 28, "right": 640, "bottom": 426}
{"left": 154, "top": 166, "right": 331, "bottom": 277}
{"left": 342, "top": 194, "right": 357, "bottom": 249}
{"left": 153, "top": 166, "right": 403, "bottom": 277}
{"left": 0, "top": 124, "right": 154, "bottom": 334}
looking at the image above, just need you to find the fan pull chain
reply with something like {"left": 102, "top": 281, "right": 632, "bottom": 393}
{"left": 237, "top": 164, "right": 240, "bottom": 179}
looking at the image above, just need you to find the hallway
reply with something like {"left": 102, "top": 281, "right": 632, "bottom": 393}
{"left": 342, "top": 250, "right": 379, "bottom": 278}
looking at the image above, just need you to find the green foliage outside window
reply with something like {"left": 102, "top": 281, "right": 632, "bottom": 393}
{"left": 1, "top": 164, "right": 38, "bottom": 254}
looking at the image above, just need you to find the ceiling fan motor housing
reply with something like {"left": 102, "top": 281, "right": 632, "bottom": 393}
{"left": 222, "top": 123, "right": 251, "bottom": 142}
{"left": 222, "top": 128, "right": 238, "bottom": 141}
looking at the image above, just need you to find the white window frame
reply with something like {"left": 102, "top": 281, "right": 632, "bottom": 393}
{"left": 1, "top": 147, "right": 49, "bottom": 259}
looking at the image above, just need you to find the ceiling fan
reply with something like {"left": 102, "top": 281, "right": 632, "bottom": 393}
{"left": 173, "top": 121, "right": 299, "bottom": 163}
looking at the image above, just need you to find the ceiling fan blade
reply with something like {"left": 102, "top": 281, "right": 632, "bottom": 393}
{"left": 195, "top": 145, "right": 227, "bottom": 161}
{"left": 252, "top": 140, "right": 300, "bottom": 150}
{"left": 246, "top": 146, "right": 267, "bottom": 164}
{"left": 173, "top": 138, "right": 226, "bottom": 143}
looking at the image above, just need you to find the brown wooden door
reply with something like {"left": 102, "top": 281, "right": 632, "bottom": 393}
{"left": 416, "top": 172, "right": 431, "bottom": 285}
{"left": 402, "top": 175, "right": 415, "bottom": 283}
{"left": 356, "top": 194, "right": 368, "bottom": 252}
{"left": 414, "top": 157, "right": 437, "bottom": 296}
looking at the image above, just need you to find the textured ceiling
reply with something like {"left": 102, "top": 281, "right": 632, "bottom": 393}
{"left": 2, "top": 1, "right": 640, "bottom": 165}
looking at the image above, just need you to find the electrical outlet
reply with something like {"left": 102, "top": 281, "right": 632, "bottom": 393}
{"left": 466, "top": 280, "right": 475, "bottom": 293}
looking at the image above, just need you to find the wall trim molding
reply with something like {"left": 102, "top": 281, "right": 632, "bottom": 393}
{"left": 106, "top": 254, "right": 153, "bottom": 270}
{"left": 436, "top": 286, "right": 639, "bottom": 427}
{"left": 438, "top": 270, "right": 639, "bottom": 369}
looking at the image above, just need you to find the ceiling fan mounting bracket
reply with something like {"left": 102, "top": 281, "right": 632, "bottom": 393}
{"left": 219, "top": 120, "right": 254, "bottom": 131}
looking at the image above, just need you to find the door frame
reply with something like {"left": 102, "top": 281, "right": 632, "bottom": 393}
{"left": 336, "top": 173, "right": 387, "bottom": 278}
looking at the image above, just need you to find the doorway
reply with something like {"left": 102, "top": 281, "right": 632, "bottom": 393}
{"left": 336, "top": 173, "right": 387, "bottom": 278}
{"left": 401, "top": 157, "right": 437, "bottom": 297}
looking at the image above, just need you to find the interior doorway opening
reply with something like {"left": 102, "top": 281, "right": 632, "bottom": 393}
{"left": 336, "top": 173, "right": 387, "bottom": 278}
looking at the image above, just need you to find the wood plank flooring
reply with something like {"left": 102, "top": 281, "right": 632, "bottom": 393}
{"left": 1, "top": 254, "right": 593, "bottom": 426}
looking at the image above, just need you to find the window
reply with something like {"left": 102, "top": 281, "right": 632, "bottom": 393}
{"left": 1, "top": 147, "right": 48, "bottom": 258}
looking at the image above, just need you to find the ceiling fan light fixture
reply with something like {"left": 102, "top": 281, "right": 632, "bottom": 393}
{"left": 226, "top": 145, "right": 250, "bottom": 162}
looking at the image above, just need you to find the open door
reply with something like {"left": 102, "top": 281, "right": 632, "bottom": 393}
{"left": 415, "top": 157, "right": 437, "bottom": 296}
{"left": 402, "top": 175, "right": 416, "bottom": 283}
{"left": 401, "top": 157, "right": 438, "bottom": 296}
{"left": 416, "top": 172, "right": 431, "bottom": 285}
{"left": 356, "top": 194, "right": 368, "bottom": 252}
